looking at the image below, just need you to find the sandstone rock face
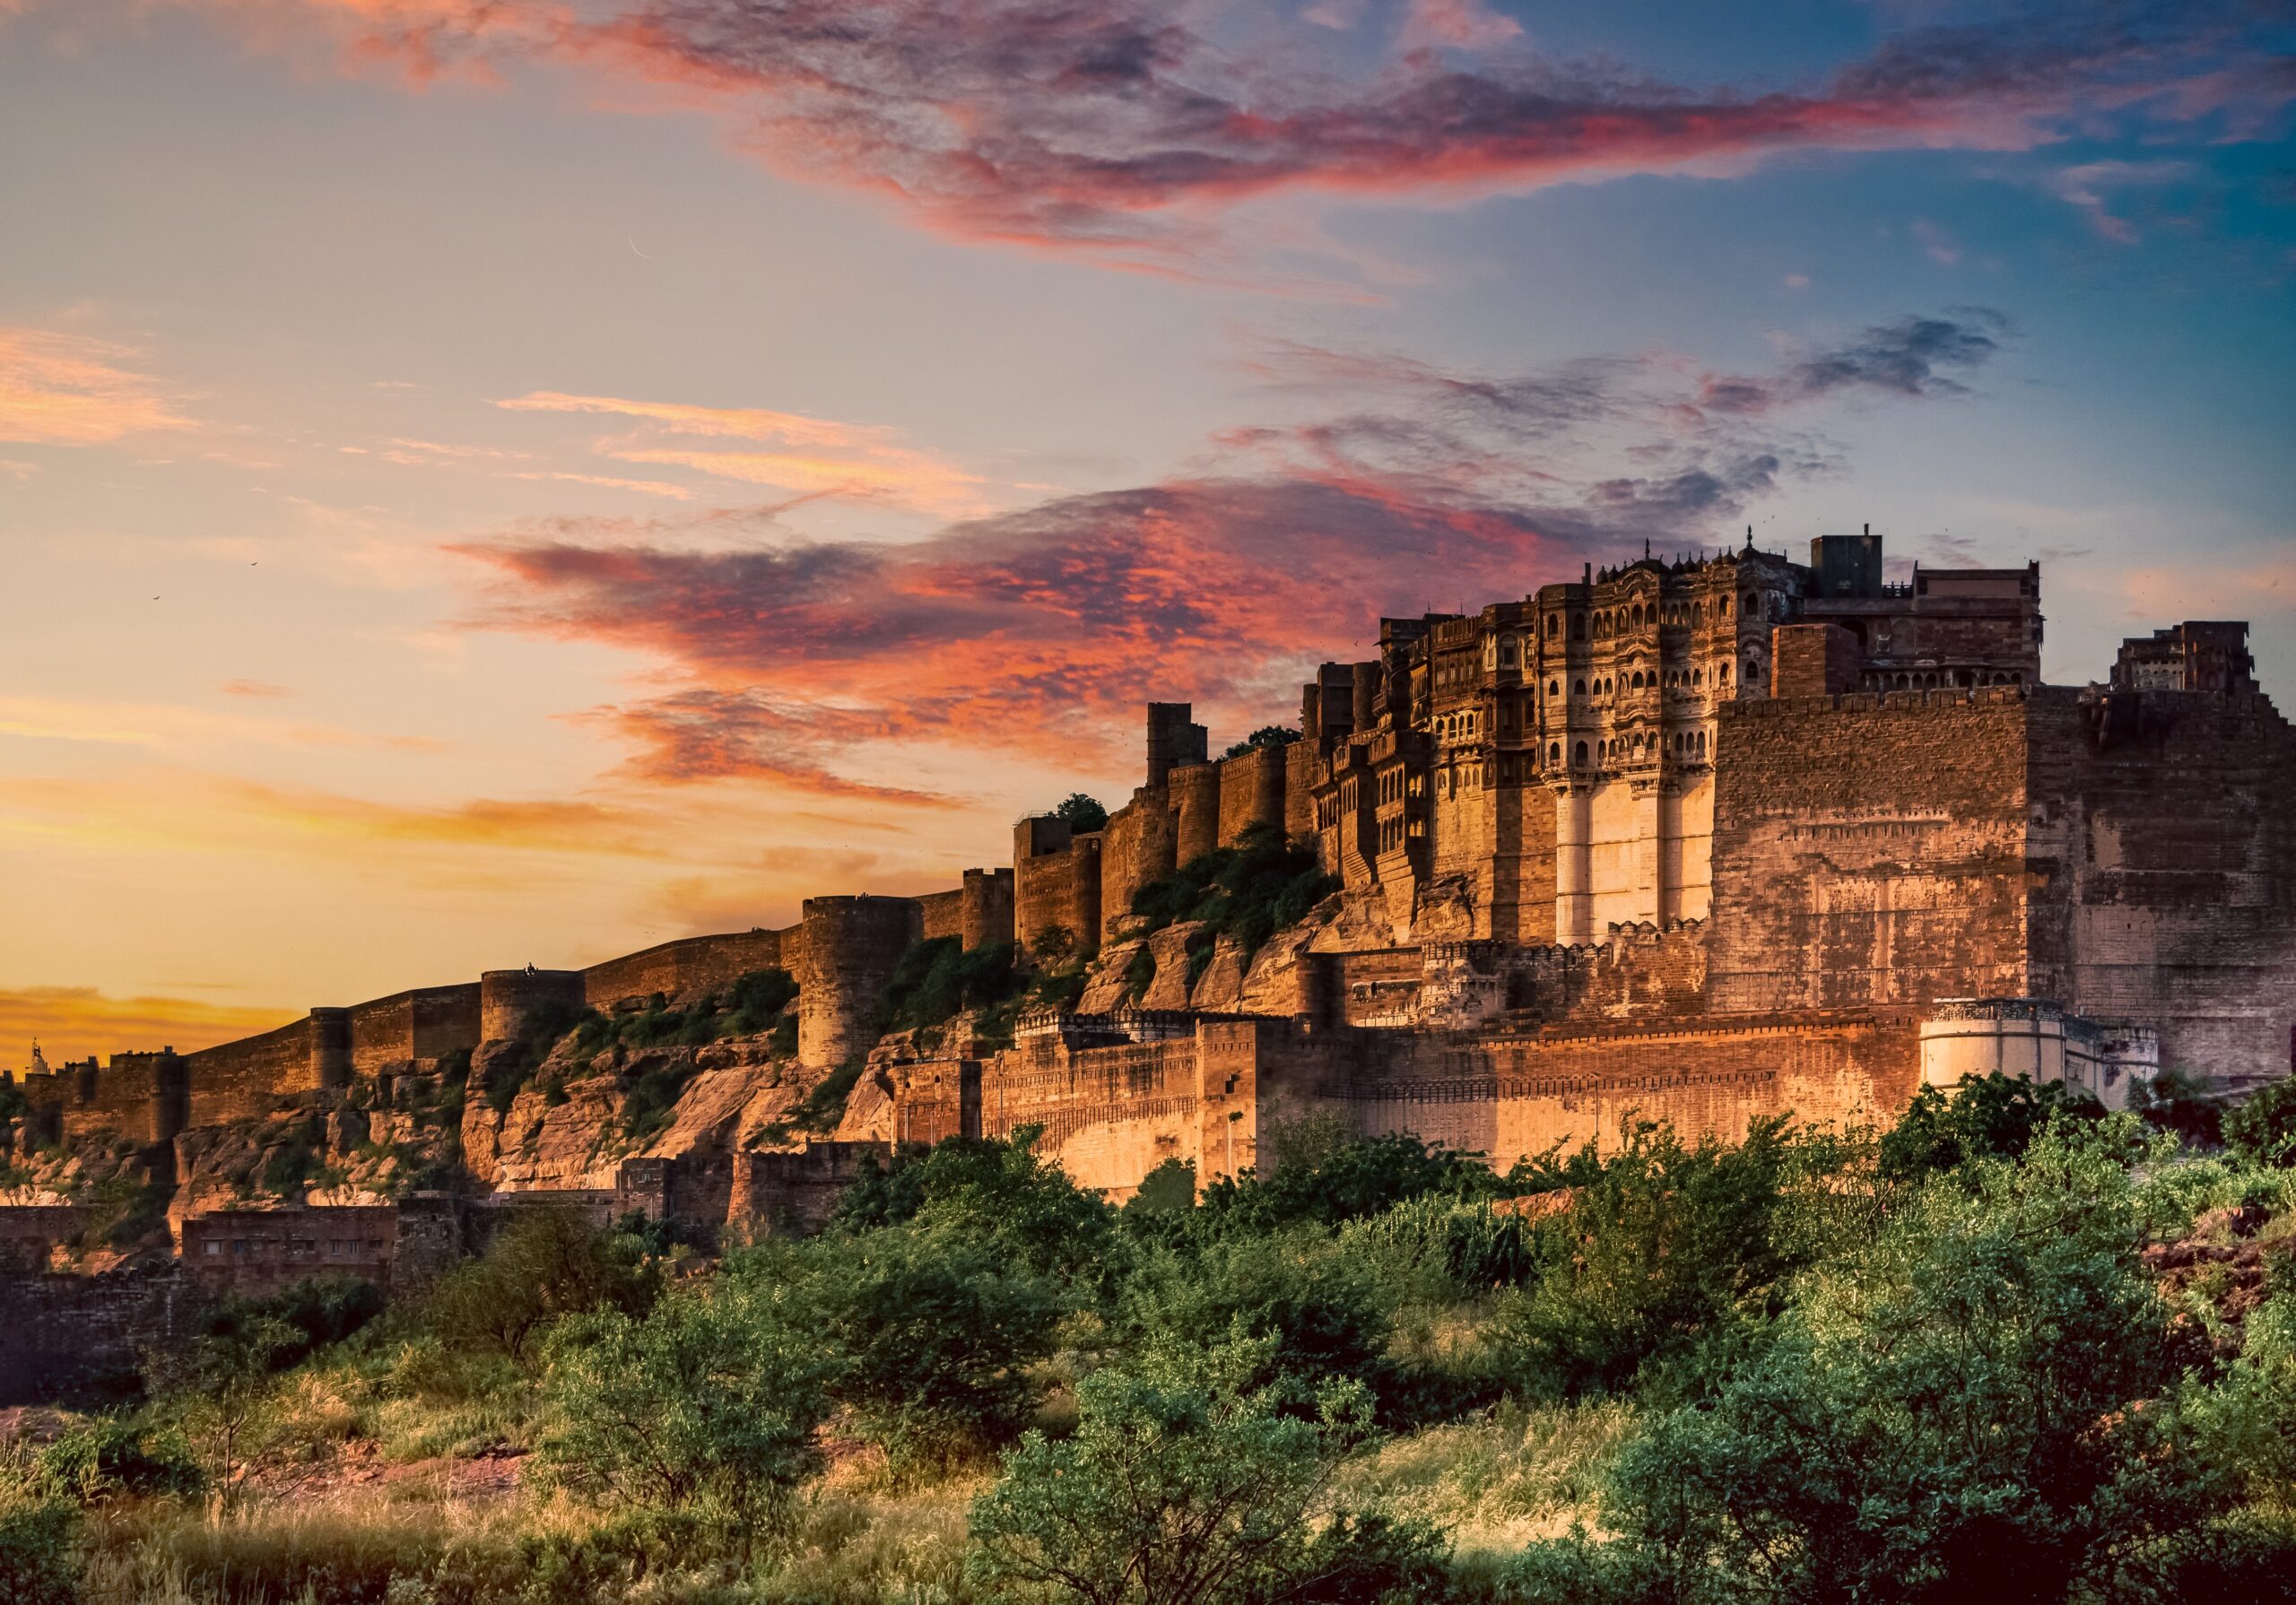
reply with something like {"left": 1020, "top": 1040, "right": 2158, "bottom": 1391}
{"left": 1137, "top": 922, "right": 1210, "bottom": 1011}
{"left": 325, "top": 1106, "right": 369, "bottom": 1158}
{"left": 1411, "top": 875, "right": 1480, "bottom": 942}
{"left": 1235, "top": 924, "right": 1317, "bottom": 1017}
{"left": 1310, "top": 887, "right": 1402, "bottom": 954}
{"left": 1186, "top": 933, "right": 1248, "bottom": 1011}
{"left": 1077, "top": 939, "right": 1147, "bottom": 1013}
{"left": 835, "top": 1067, "right": 899, "bottom": 1144}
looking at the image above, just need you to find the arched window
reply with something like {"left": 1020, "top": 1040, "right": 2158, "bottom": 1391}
{"left": 1574, "top": 740, "right": 1588, "bottom": 768}
{"left": 1574, "top": 678, "right": 1586, "bottom": 695}
{"left": 1547, "top": 614, "right": 1560, "bottom": 638}
{"left": 1548, "top": 742, "right": 1561, "bottom": 764}
{"left": 1549, "top": 680, "right": 1561, "bottom": 698}
{"left": 1720, "top": 663, "right": 1732, "bottom": 684}
{"left": 1572, "top": 613, "right": 1587, "bottom": 640}
{"left": 1500, "top": 636, "right": 1518, "bottom": 668}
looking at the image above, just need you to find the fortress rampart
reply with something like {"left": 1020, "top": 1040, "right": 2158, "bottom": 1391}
{"left": 12, "top": 534, "right": 2292, "bottom": 1219}
{"left": 18, "top": 868, "right": 1015, "bottom": 1138}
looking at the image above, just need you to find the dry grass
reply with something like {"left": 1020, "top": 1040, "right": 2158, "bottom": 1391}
{"left": 1337, "top": 1397, "right": 1635, "bottom": 1559}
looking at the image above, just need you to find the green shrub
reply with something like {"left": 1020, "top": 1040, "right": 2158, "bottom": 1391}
{"left": 1561, "top": 1119, "right": 2221, "bottom": 1603}
{"left": 723, "top": 966, "right": 798, "bottom": 1037}
{"left": 829, "top": 1128, "right": 1117, "bottom": 1287}
{"left": 1124, "top": 1228, "right": 1392, "bottom": 1401}
{"left": 1223, "top": 725, "right": 1299, "bottom": 759}
{"left": 969, "top": 1337, "right": 1439, "bottom": 1605}
{"left": 1127, "top": 1158, "right": 1199, "bottom": 1217}
{"left": 0, "top": 1486, "right": 78, "bottom": 1605}
{"left": 2132, "top": 1067, "right": 2225, "bottom": 1148}
{"left": 1878, "top": 1071, "right": 2104, "bottom": 1183}
{"left": 34, "top": 1415, "right": 202, "bottom": 1502}
{"left": 787, "top": 1059, "right": 865, "bottom": 1133}
{"left": 1493, "top": 1118, "right": 1810, "bottom": 1401}
{"left": 1053, "top": 793, "right": 1109, "bottom": 835}
{"left": 1126, "top": 824, "right": 1339, "bottom": 960}
{"left": 878, "top": 937, "right": 1025, "bottom": 1036}
{"left": 540, "top": 1279, "right": 832, "bottom": 1553}
{"left": 1196, "top": 1130, "right": 1500, "bottom": 1237}
{"left": 804, "top": 1227, "right": 1066, "bottom": 1467}
{"left": 422, "top": 1203, "right": 657, "bottom": 1361}
{"left": 2226, "top": 1077, "right": 2296, "bottom": 1170}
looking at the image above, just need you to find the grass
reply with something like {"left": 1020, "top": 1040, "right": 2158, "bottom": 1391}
{"left": 48, "top": 1392, "right": 1625, "bottom": 1605}
{"left": 1337, "top": 1397, "right": 1635, "bottom": 1560}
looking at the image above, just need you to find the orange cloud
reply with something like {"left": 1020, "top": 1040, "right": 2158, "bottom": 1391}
{"left": 509, "top": 470, "right": 693, "bottom": 499}
{"left": 0, "top": 326, "right": 193, "bottom": 445}
{"left": 496, "top": 389, "right": 991, "bottom": 515}
{"left": 0, "top": 985, "right": 299, "bottom": 1069}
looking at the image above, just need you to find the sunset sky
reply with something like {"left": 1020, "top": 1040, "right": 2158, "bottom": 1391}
{"left": 4, "top": 0, "right": 2292, "bottom": 1066}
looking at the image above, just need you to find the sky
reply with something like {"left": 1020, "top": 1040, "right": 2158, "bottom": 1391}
{"left": 3, "top": 0, "right": 2292, "bottom": 1066}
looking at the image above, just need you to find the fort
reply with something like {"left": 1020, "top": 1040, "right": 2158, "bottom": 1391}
{"left": 5, "top": 534, "right": 2292, "bottom": 1269}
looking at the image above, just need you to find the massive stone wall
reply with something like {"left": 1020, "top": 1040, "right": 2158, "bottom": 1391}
{"left": 2027, "top": 688, "right": 2296, "bottom": 1081}
{"left": 581, "top": 929, "right": 792, "bottom": 1011}
{"left": 185, "top": 1017, "right": 335, "bottom": 1126}
{"left": 961, "top": 1011, "right": 1921, "bottom": 1199}
{"left": 1706, "top": 689, "right": 2034, "bottom": 1014}
{"left": 1014, "top": 817, "right": 1104, "bottom": 956}
{"left": 348, "top": 985, "right": 481, "bottom": 1076}
{"left": 0, "top": 1265, "right": 198, "bottom": 1405}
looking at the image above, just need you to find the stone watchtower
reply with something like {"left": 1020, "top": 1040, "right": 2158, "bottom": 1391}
{"left": 796, "top": 896, "right": 919, "bottom": 1068}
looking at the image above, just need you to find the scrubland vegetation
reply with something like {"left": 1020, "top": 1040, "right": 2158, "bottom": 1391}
{"left": 7, "top": 1074, "right": 2296, "bottom": 1604}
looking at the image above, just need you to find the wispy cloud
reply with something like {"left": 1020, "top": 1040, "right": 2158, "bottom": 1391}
{"left": 35, "top": 0, "right": 2291, "bottom": 271}
{"left": 496, "top": 389, "right": 991, "bottom": 514}
{"left": 2046, "top": 158, "right": 2198, "bottom": 243}
{"left": 510, "top": 469, "right": 696, "bottom": 499}
{"left": 0, "top": 325, "right": 193, "bottom": 445}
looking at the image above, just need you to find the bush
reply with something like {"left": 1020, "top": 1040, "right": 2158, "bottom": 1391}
{"left": 1223, "top": 725, "right": 1299, "bottom": 759}
{"left": 0, "top": 1485, "right": 78, "bottom": 1605}
{"left": 1562, "top": 1119, "right": 2221, "bottom": 1603}
{"left": 1196, "top": 1129, "right": 1500, "bottom": 1237}
{"left": 723, "top": 966, "right": 798, "bottom": 1037}
{"left": 1124, "top": 1228, "right": 1392, "bottom": 1400}
{"left": 804, "top": 1227, "right": 1066, "bottom": 1467}
{"left": 969, "top": 1337, "right": 1439, "bottom": 1605}
{"left": 1494, "top": 1118, "right": 1810, "bottom": 1400}
{"left": 2226, "top": 1077, "right": 2296, "bottom": 1170}
{"left": 540, "top": 1278, "right": 833, "bottom": 1553}
{"left": 422, "top": 1203, "right": 657, "bottom": 1361}
{"left": 1127, "top": 825, "right": 1339, "bottom": 960}
{"left": 2133, "top": 1067, "right": 2225, "bottom": 1149}
{"left": 1878, "top": 1071, "right": 2103, "bottom": 1183}
{"left": 878, "top": 937, "right": 1025, "bottom": 1036}
{"left": 32, "top": 1415, "right": 202, "bottom": 1503}
{"left": 830, "top": 1128, "right": 1117, "bottom": 1287}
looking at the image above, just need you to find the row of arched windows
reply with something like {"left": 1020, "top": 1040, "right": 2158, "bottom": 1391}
{"left": 1544, "top": 591, "right": 1743, "bottom": 646}
{"left": 1863, "top": 669, "right": 2025, "bottom": 690}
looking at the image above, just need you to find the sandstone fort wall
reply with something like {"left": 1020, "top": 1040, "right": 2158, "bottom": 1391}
{"left": 1706, "top": 689, "right": 2034, "bottom": 1014}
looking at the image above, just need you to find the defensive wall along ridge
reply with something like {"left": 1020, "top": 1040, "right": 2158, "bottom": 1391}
{"left": 13, "top": 534, "right": 2296, "bottom": 1210}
